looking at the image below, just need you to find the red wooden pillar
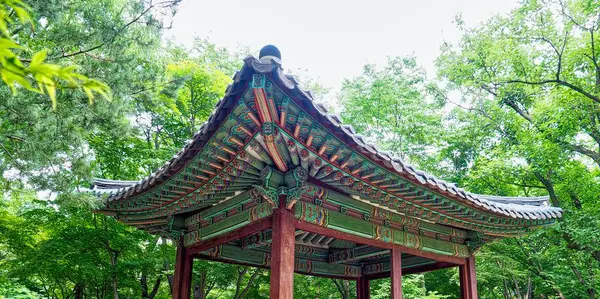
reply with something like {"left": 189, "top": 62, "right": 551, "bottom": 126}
{"left": 357, "top": 277, "right": 370, "bottom": 299}
{"left": 270, "top": 195, "right": 295, "bottom": 299}
{"left": 459, "top": 255, "right": 478, "bottom": 299}
{"left": 391, "top": 246, "right": 403, "bottom": 299}
{"left": 172, "top": 241, "right": 193, "bottom": 299}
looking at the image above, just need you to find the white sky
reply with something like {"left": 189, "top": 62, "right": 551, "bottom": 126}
{"left": 167, "top": 0, "right": 518, "bottom": 93}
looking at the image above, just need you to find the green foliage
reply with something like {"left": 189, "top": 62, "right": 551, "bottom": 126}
{"left": 339, "top": 56, "right": 445, "bottom": 174}
{"left": 2, "top": 0, "right": 600, "bottom": 298}
{"left": 139, "top": 58, "right": 231, "bottom": 150}
{"left": 0, "top": 190, "right": 175, "bottom": 299}
{"left": 292, "top": 276, "right": 355, "bottom": 299}
{"left": 0, "top": 0, "right": 109, "bottom": 109}
{"left": 337, "top": 1, "right": 600, "bottom": 297}
{"left": 435, "top": 0, "right": 600, "bottom": 297}
{"left": 370, "top": 276, "right": 450, "bottom": 299}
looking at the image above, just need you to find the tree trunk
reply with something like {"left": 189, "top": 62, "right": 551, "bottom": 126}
{"left": 149, "top": 276, "right": 162, "bottom": 299}
{"left": 73, "top": 284, "right": 83, "bottom": 299}
{"left": 164, "top": 261, "right": 174, "bottom": 296}
{"left": 332, "top": 279, "right": 351, "bottom": 299}
{"left": 109, "top": 251, "right": 120, "bottom": 299}
{"left": 233, "top": 268, "right": 261, "bottom": 299}
{"left": 193, "top": 272, "right": 207, "bottom": 299}
{"left": 141, "top": 274, "right": 149, "bottom": 298}
{"left": 141, "top": 274, "right": 162, "bottom": 299}
{"left": 343, "top": 280, "right": 351, "bottom": 299}
{"left": 526, "top": 277, "right": 533, "bottom": 299}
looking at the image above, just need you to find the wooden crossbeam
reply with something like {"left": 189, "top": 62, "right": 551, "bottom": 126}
{"left": 186, "top": 217, "right": 272, "bottom": 255}
{"left": 294, "top": 218, "right": 466, "bottom": 265}
{"left": 329, "top": 246, "right": 389, "bottom": 264}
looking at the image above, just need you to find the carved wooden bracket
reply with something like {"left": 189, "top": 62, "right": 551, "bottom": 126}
{"left": 252, "top": 165, "right": 309, "bottom": 209}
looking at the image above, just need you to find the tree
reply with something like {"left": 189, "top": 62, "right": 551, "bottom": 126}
{"left": 0, "top": 0, "right": 183, "bottom": 298}
{"left": 0, "top": 0, "right": 180, "bottom": 193}
{"left": 194, "top": 265, "right": 265, "bottom": 299}
{"left": 133, "top": 58, "right": 231, "bottom": 156}
{"left": 0, "top": 189, "right": 175, "bottom": 299}
{"left": 0, "top": 0, "right": 109, "bottom": 109}
{"left": 339, "top": 56, "right": 445, "bottom": 174}
{"left": 436, "top": 0, "right": 600, "bottom": 297}
{"left": 370, "top": 275, "right": 450, "bottom": 299}
{"left": 6, "top": 0, "right": 600, "bottom": 297}
{"left": 438, "top": 0, "right": 600, "bottom": 169}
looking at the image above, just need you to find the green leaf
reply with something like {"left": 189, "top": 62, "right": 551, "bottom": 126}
{"left": 30, "top": 50, "right": 47, "bottom": 66}
{"left": 83, "top": 86, "right": 94, "bottom": 104}
{"left": 0, "top": 38, "right": 21, "bottom": 50}
{"left": 46, "top": 83, "right": 56, "bottom": 110}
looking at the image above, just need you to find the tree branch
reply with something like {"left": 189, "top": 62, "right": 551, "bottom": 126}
{"left": 569, "top": 261, "right": 596, "bottom": 299}
{"left": 237, "top": 269, "right": 261, "bottom": 299}
{"left": 495, "top": 88, "right": 600, "bottom": 167}
{"left": 533, "top": 170, "right": 560, "bottom": 207}
{"left": 489, "top": 173, "right": 546, "bottom": 189}
{"left": 558, "top": 0, "right": 590, "bottom": 31}
{"left": 23, "top": 0, "right": 181, "bottom": 62}
{"left": 141, "top": 274, "right": 149, "bottom": 298}
{"left": 499, "top": 79, "right": 600, "bottom": 104}
{"left": 149, "top": 275, "right": 161, "bottom": 299}
{"left": 332, "top": 279, "right": 345, "bottom": 298}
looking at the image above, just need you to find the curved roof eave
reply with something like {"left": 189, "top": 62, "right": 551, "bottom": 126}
{"left": 91, "top": 55, "right": 563, "bottom": 222}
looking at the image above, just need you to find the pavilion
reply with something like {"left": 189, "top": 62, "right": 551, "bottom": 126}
{"left": 92, "top": 45, "right": 563, "bottom": 299}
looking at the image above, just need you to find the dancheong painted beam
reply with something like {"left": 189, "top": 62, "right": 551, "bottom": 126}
{"left": 91, "top": 45, "right": 563, "bottom": 299}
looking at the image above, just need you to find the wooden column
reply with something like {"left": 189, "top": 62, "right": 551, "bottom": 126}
{"left": 391, "top": 246, "right": 403, "bottom": 299}
{"left": 459, "top": 255, "right": 478, "bottom": 299}
{"left": 357, "top": 277, "right": 370, "bottom": 299}
{"left": 172, "top": 241, "right": 193, "bottom": 299}
{"left": 269, "top": 195, "right": 295, "bottom": 299}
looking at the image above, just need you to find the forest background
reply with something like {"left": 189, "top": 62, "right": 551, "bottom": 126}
{"left": 0, "top": 0, "right": 599, "bottom": 298}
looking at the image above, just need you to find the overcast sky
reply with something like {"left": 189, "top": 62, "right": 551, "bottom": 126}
{"left": 167, "top": 0, "right": 518, "bottom": 93}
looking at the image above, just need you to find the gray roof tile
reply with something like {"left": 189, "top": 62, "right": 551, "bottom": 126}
{"left": 92, "top": 55, "right": 562, "bottom": 222}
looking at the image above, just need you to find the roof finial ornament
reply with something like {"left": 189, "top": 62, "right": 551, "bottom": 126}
{"left": 259, "top": 45, "right": 281, "bottom": 63}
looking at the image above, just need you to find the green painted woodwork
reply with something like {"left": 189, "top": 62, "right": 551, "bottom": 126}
{"left": 252, "top": 165, "right": 309, "bottom": 207}
{"left": 200, "top": 243, "right": 438, "bottom": 278}
{"left": 250, "top": 242, "right": 331, "bottom": 262}
{"left": 294, "top": 202, "right": 471, "bottom": 258}
{"left": 183, "top": 202, "right": 273, "bottom": 247}
{"left": 241, "top": 229, "right": 272, "bottom": 249}
{"left": 251, "top": 74, "right": 266, "bottom": 89}
{"left": 363, "top": 255, "right": 438, "bottom": 275}
{"left": 184, "top": 190, "right": 254, "bottom": 229}
{"left": 279, "top": 127, "right": 539, "bottom": 235}
{"left": 309, "top": 183, "right": 468, "bottom": 240}
{"left": 200, "top": 244, "right": 362, "bottom": 278}
{"left": 102, "top": 68, "right": 556, "bottom": 246}
{"left": 329, "top": 246, "right": 389, "bottom": 264}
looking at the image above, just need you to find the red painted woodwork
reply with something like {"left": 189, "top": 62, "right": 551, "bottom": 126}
{"left": 186, "top": 217, "right": 273, "bottom": 256}
{"left": 270, "top": 196, "right": 296, "bottom": 299}
{"left": 294, "top": 219, "right": 466, "bottom": 265}
{"left": 391, "top": 247, "right": 403, "bottom": 299}
{"left": 459, "top": 255, "right": 478, "bottom": 299}
{"left": 459, "top": 264, "right": 468, "bottom": 299}
{"left": 172, "top": 242, "right": 192, "bottom": 299}
{"left": 172, "top": 243, "right": 185, "bottom": 299}
{"left": 356, "top": 277, "right": 370, "bottom": 299}
{"left": 180, "top": 255, "right": 193, "bottom": 299}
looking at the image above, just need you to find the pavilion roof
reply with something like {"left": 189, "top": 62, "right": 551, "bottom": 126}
{"left": 92, "top": 51, "right": 562, "bottom": 235}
